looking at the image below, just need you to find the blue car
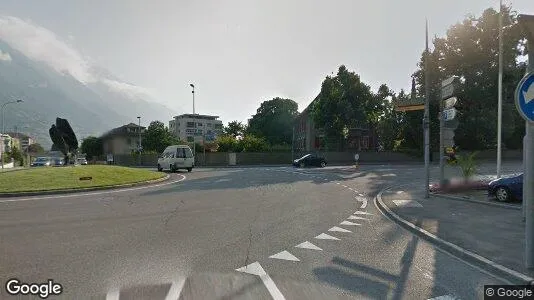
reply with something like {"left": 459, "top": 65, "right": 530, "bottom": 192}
{"left": 488, "top": 173, "right": 523, "bottom": 202}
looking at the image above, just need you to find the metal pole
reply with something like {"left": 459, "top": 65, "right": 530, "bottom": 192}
{"left": 137, "top": 116, "right": 141, "bottom": 166}
{"left": 291, "top": 125, "right": 295, "bottom": 161}
{"left": 524, "top": 34, "right": 534, "bottom": 269}
{"left": 424, "top": 19, "right": 431, "bottom": 198}
{"left": 497, "top": 0, "right": 504, "bottom": 178}
{"left": 190, "top": 84, "right": 196, "bottom": 158}
{"left": 1, "top": 104, "right": 5, "bottom": 170}
{"left": 439, "top": 84, "right": 445, "bottom": 184}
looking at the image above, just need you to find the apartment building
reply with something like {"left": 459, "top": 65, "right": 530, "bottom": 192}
{"left": 5, "top": 132, "right": 33, "bottom": 151}
{"left": 169, "top": 114, "right": 223, "bottom": 143}
{"left": 100, "top": 123, "right": 146, "bottom": 155}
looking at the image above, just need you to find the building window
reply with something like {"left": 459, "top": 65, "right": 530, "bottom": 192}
{"left": 197, "top": 122, "right": 203, "bottom": 127}
{"left": 186, "top": 122, "right": 195, "bottom": 128}
{"left": 207, "top": 123, "right": 212, "bottom": 128}
{"left": 214, "top": 124, "right": 223, "bottom": 129}
{"left": 186, "top": 129, "right": 195, "bottom": 134}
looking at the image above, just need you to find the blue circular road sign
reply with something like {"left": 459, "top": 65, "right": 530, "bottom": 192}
{"left": 516, "top": 71, "right": 534, "bottom": 123}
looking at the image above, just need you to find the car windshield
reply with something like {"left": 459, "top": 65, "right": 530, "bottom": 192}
{"left": 298, "top": 154, "right": 311, "bottom": 160}
{"left": 35, "top": 157, "right": 49, "bottom": 162}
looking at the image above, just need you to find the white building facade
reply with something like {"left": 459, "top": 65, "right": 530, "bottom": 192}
{"left": 169, "top": 114, "right": 223, "bottom": 143}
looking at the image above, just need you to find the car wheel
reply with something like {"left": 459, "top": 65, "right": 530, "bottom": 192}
{"left": 157, "top": 164, "right": 163, "bottom": 172}
{"left": 187, "top": 167, "right": 192, "bottom": 172}
{"left": 495, "top": 186, "right": 511, "bottom": 202}
{"left": 320, "top": 161, "right": 326, "bottom": 168}
{"left": 299, "top": 162, "right": 305, "bottom": 168}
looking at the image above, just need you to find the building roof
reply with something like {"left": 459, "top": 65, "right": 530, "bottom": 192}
{"left": 100, "top": 123, "right": 146, "bottom": 139}
{"left": 174, "top": 114, "right": 220, "bottom": 120}
{"left": 4, "top": 132, "right": 31, "bottom": 140}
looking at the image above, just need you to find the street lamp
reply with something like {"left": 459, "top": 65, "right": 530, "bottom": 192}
{"left": 137, "top": 116, "right": 141, "bottom": 166}
{"left": 189, "top": 83, "right": 196, "bottom": 158}
{"left": 1, "top": 99, "right": 23, "bottom": 169}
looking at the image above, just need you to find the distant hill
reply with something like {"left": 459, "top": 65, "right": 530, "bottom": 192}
{"left": 0, "top": 40, "right": 177, "bottom": 149}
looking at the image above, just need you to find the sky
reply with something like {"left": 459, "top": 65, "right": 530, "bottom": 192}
{"left": 0, "top": 0, "right": 533, "bottom": 127}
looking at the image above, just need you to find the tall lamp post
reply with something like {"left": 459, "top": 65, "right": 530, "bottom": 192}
{"left": 190, "top": 83, "right": 196, "bottom": 158}
{"left": 497, "top": 0, "right": 504, "bottom": 178}
{"left": 1, "top": 99, "right": 23, "bottom": 169}
{"left": 137, "top": 116, "right": 142, "bottom": 166}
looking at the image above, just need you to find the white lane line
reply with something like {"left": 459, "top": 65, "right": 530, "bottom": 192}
{"left": 214, "top": 178, "right": 231, "bottom": 183}
{"left": 0, "top": 175, "right": 187, "bottom": 203}
{"left": 358, "top": 193, "right": 364, "bottom": 197}
{"left": 295, "top": 241, "right": 322, "bottom": 251}
{"left": 328, "top": 226, "right": 352, "bottom": 233}
{"left": 105, "top": 289, "right": 120, "bottom": 300}
{"left": 427, "top": 295, "right": 460, "bottom": 300}
{"left": 269, "top": 250, "right": 300, "bottom": 261}
{"left": 354, "top": 211, "right": 374, "bottom": 216}
{"left": 340, "top": 221, "right": 361, "bottom": 226}
{"left": 336, "top": 182, "right": 340, "bottom": 185}
{"left": 164, "top": 278, "right": 186, "bottom": 300}
{"left": 355, "top": 197, "right": 368, "bottom": 209}
{"left": 236, "top": 262, "right": 286, "bottom": 300}
{"left": 342, "top": 185, "right": 348, "bottom": 188}
{"left": 392, "top": 200, "right": 423, "bottom": 208}
{"left": 348, "top": 215, "right": 370, "bottom": 221}
{"left": 315, "top": 233, "right": 340, "bottom": 240}
{"left": 323, "top": 178, "right": 328, "bottom": 181}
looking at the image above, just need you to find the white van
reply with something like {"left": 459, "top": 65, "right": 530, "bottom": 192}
{"left": 157, "top": 145, "right": 195, "bottom": 172}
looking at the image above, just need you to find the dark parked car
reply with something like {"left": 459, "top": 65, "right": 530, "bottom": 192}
{"left": 31, "top": 157, "right": 52, "bottom": 167}
{"left": 488, "top": 173, "right": 523, "bottom": 202}
{"left": 52, "top": 158, "right": 65, "bottom": 166}
{"left": 78, "top": 158, "right": 88, "bottom": 165}
{"left": 292, "top": 154, "right": 327, "bottom": 168}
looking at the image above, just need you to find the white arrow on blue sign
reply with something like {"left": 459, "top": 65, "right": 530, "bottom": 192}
{"left": 516, "top": 72, "right": 534, "bottom": 123}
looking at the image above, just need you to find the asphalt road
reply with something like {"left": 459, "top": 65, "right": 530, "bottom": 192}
{"left": 0, "top": 162, "right": 522, "bottom": 299}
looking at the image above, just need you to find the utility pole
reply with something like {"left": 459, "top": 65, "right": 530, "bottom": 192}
{"left": 497, "top": 0, "right": 504, "bottom": 178}
{"left": 190, "top": 84, "right": 196, "bottom": 159}
{"left": 424, "top": 19, "right": 431, "bottom": 198}
{"left": 137, "top": 116, "right": 141, "bottom": 166}
{"left": 291, "top": 126, "right": 295, "bottom": 161}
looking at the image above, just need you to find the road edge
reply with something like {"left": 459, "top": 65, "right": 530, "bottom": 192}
{"left": 0, "top": 174, "right": 170, "bottom": 198}
{"left": 430, "top": 192, "right": 521, "bottom": 210}
{"left": 375, "top": 186, "right": 534, "bottom": 285}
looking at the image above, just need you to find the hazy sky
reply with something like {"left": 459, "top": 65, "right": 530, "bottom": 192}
{"left": 1, "top": 0, "right": 532, "bottom": 126}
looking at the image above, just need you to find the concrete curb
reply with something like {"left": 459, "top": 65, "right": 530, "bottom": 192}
{"left": 375, "top": 186, "right": 534, "bottom": 285}
{"left": 0, "top": 174, "right": 170, "bottom": 198}
{"left": 431, "top": 193, "right": 521, "bottom": 210}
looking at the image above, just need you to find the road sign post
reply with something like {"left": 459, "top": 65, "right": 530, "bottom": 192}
{"left": 440, "top": 76, "right": 460, "bottom": 185}
{"left": 517, "top": 14, "right": 534, "bottom": 269}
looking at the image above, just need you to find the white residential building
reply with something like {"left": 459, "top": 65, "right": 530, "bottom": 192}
{"left": 169, "top": 114, "right": 223, "bottom": 143}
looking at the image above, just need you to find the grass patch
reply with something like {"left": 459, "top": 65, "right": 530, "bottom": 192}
{"left": 0, "top": 165, "right": 165, "bottom": 193}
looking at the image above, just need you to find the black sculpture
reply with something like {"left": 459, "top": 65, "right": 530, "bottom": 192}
{"left": 49, "top": 118, "right": 78, "bottom": 165}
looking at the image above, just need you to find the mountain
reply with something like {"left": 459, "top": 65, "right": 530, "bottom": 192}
{"left": 0, "top": 39, "right": 177, "bottom": 149}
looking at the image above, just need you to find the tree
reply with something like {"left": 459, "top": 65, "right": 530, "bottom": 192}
{"left": 27, "top": 143, "right": 45, "bottom": 154}
{"left": 80, "top": 137, "right": 103, "bottom": 160}
{"left": 411, "top": 6, "right": 526, "bottom": 151}
{"left": 224, "top": 121, "right": 246, "bottom": 138}
{"left": 311, "top": 65, "right": 378, "bottom": 150}
{"left": 247, "top": 98, "right": 298, "bottom": 145}
{"left": 238, "top": 135, "right": 269, "bottom": 152}
{"left": 216, "top": 135, "right": 239, "bottom": 152}
{"left": 142, "top": 121, "right": 180, "bottom": 154}
{"left": 376, "top": 87, "right": 407, "bottom": 151}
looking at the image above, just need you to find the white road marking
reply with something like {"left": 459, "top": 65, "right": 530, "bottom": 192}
{"left": 427, "top": 295, "right": 460, "bottom": 300}
{"left": 348, "top": 188, "right": 354, "bottom": 191}
{"left": 214, "top": 178, "right": 231, "bottom": 183}
{"left": 336, "top": 182, "right": 341, "bottom": 185}
{"left": 236, "top": 262, "right": 286, "bottom": 300}
{"left": 340, "top": 221, "right": 361, "bottom": 226}
{"left": 328, "top": 226, "right": 352, "bottom": 233}
{"left": 323, "top": 178, "right": 328, "bottom": 181}
{"left": 342, "top": 185, "right": 348, "bottom": 188}
{"left": 348, "top": 215, "right": 370, "bottom": 221}
{"left": 295, "top": 241, "right": 322, "bottom": 251}
{"left": 105, "top": 289, "right": 120, "bottom": 300}
{"left": 396, "top": 191, "right": 405, "bottom": 194}
{"left": 0, "top": 175, "right": 187, "bottom": 203}
{"left": 315, "top": 233, "right": 340, "bottom": 240}
{"left": 355, "top": 197, "right": 368, "bottom": 208}
{"left": 358, "top": 193, "right": 364, "bottom": 196}
{"left": 392, "top": 200, "right": 423, "bottom": 208}
{"left": 164, "top": 279, "right": 186, "bottom": 300}
{"left": 269, "top": 250, "right": 300, "bottom": 261}
{"left": 354, "top": 211, "right": 374, "bottom": 216}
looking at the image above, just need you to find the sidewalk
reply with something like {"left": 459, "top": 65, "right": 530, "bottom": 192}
{"left": 377, "top": 185, "right": 534, "bottom": 284}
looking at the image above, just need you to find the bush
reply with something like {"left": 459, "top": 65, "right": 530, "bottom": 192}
{"left": 456, "top": 151, "right": 479, "bottom": 181}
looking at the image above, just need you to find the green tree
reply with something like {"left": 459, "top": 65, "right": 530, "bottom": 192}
{"left": 142, "top": 121, "right": 180, "bottom": 153}
{"left": 311, "top": 65, "right": 378, "bottom": 150}
{"left": 27, "top": 143, "right": 45, "bottom": 154}
{"left": 411, "top": 6, "right": 526, "bottom": 151}
{"left": 80, "top": 136, "right": 103, "bottom": 160}
{"left": 224, "top": 121, "right": 246, "bottom": 138}
{"left": 247, "top": 98, "right": 298, "bottom": 145}
{"left": 238, "top": 135, "right": 269, "bottom": 152}
{"left": 377, "top": 88, "right": 407, "bottom": 151}
{"left": 215, "top": 135, "right": 239, "bottom": 152}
